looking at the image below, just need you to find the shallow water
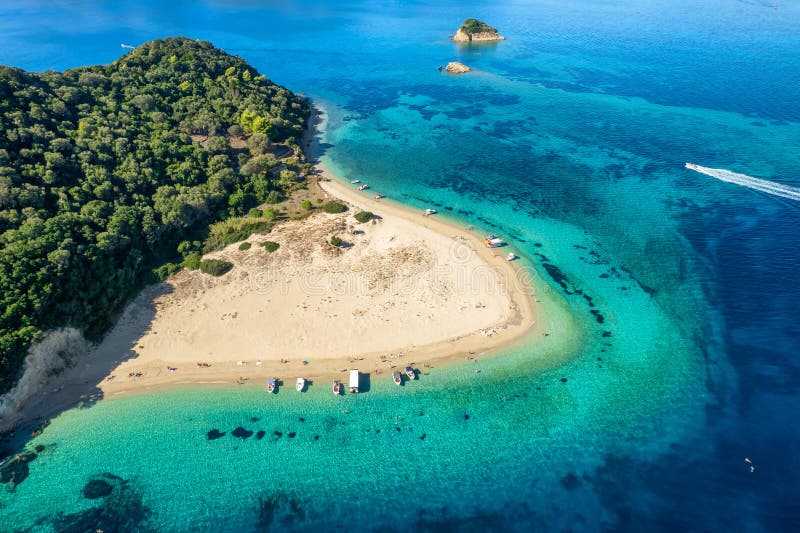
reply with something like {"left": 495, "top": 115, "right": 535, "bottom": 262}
{"left": 1, "top": 0, "right": 799, "bottom": 531}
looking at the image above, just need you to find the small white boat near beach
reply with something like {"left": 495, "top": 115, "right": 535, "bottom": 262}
{"left": 507, "top": 252, "right": 517, "bottom": 261}
{"left": 405, "top": 366, "right": 415, "bottom": 380}
{"left": 423, "top": 208, "right": 437, "bottom": 216}
{"left": 267, "top": 378, "right": 277, "bottom": 394}
{"left": 358, "top": 183, "right": 369, "bottom": 190}
{"left": 351, "top": 179, "right": 360, "bottom": 184}
{"left": 332, "top": 380, "right": 341, "bottom": 395}
{"left": 486, "top": 237, "right": 505, "bottom": 248}
{"left": 392, "top": 371, "right": 402, "bottom": 386}
{"left": 296, "top": 377, "right": 306, "bottom": 392}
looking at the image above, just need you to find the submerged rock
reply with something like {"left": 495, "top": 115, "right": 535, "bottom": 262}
{"left": 83, "top": 479, "right": 114, "bottom": 499}
{"left": 0, "top": 451, "right": 36, "bottom": 487}
{"left": 231, "top": 427, "right": 254, "bottom": 439}
{"left": 207, "top": 429, "right": 226, "bottom": 440}
{"left": 256, "top": 430, "right": 266, "bottom": 440}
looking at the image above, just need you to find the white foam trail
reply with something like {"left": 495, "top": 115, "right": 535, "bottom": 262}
{"left": 685, "top": 163, "right": 800, "bottom": 201}
{"left": 120, "top": 43, "right": 136, "bottom": 49}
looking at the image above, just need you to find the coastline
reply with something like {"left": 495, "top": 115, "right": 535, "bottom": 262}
{"left": 3, "top": 105, "right": 542, "bottom": 431}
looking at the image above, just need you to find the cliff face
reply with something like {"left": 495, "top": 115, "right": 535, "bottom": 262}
{"left": 453, "top": 28, "right": 505, "bottom": 42}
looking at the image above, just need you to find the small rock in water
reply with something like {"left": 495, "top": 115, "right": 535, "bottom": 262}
{"left": 250, "top": 417, "right": 260, "bottom": 423}
{"left": 207, "top": 429, "right": 226, "bottom": 440}
{"left": 274, "top": 431, "right": 283, "bottom": 438}
{"left": 314, "top": 435, "right": 320, "bottom": 441}
{"left": 420, "top": 433, "right": 427, "bottom": 441}
{"left": 464, "top": 414, "right": 470, "bottom": 420}
{"left": 256, "top": 430, "right": 266, "bottom": 440}
{"left": 560, "top": 378, "right": 568, "bottom": 383}
{"left": 231, "top": 427, "right": 254, "bottom": 439}
{"left": 299, "top": 417, "right": 306, "bottom": 422}
{"left": 395, "top": 427, "right": 401, "bottom": 432}
{"left": 288, "top": 432, "right": 297, "bottom": 439}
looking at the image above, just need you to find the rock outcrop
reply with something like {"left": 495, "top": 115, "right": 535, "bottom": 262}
{"left": 445, "top": 62, "right": 471, "bottom": 74}
{"left": 452, "top": 19, "right": 504, "bottom": 42}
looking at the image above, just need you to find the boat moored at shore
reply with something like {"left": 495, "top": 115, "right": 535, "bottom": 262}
{"left": 267, "top": 378, "right": 277, "bottom": 393}
{"left": 349, "top": 369, "right": 360, "bottom": 393}
{"left": 332, "top": 380, "right": 341, "bottom": 395}
{"left": 296, "top": 377, "right": 306, "bottom": 392}
{"left": 392, "top": 371, "right": 402, "bottom": 386}
{"left": 405, "top": 366, "right": 415, "bottom": 380}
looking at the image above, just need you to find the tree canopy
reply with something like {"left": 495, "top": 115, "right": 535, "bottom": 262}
{"left": 459, "top": 19, "right": 499, "bottom": 35}
{"left": 0, "top": 37, "right": 309, "bottom": 392}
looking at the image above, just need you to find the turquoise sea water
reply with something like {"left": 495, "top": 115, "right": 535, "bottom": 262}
{"left": 1, "top": 1, "right": 799, "bottom": 531}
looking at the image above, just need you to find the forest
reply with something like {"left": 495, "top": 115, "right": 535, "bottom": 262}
{"left": 0, "top": 37, "right": 310, "bottom": 392}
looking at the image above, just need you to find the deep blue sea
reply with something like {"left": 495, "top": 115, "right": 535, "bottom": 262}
{"left": 1, "top": 1, "right": 799, "bottom": 531}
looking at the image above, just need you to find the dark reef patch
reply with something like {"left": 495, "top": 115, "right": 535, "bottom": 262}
{"left": 274, "top": 431, "right": 283, "bottom": 438}
{"left": 83, "top": 479, "right": 114, "bottom": 499}
{"left": 257, "top": 492, "right": 308, "bottom": 530}
{"left": 256, "top": 430, "right": 266, "bottom": 440}
{"left": 232, "top": 427, "right": 254, "bottom": 439}
{"left": 207, "top": 429, "right": 226, "bottom": 440}
{"left": 590, "top": 309, "right": 605, "bottom": 324}
{"left": 288, "top": 432, "right": 297, "bottom": 439}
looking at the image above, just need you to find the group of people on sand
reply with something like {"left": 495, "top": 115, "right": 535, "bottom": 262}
{"left": 128, "top": 372, "right": 142, "bottom": 378}
{"left": 196, "top": 362, "right": 211, "bottom": 368}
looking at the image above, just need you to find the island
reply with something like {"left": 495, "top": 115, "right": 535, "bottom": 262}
{"left": 0, "top": 39, "right": 539, "bottom": 430}
{"left": 452, "top": 18, "right": 505, "bottom": 43}
{"left": 445, "top": 61, "right": 472, "bottom": 74}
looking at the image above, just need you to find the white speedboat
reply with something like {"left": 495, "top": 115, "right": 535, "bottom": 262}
{"left": 392, "top": 371, "right": 402, "bottom": 386}
{"left": 507, "top": 252, "right": 516, "bottom": 261}
{"left": 375, "top": 193, "right": 384, "bottom": 199}
{"left": 267, "top": 378, "right": 277, "bottom": 394}
{"left": 349, "top": 369, "right": 359, "bottom": 393}
{"left": 358, "top": 183, "right": 369, "bottom": 190}
{"left": 486, "top": 237, "right": 505, "bottom": 248}
{"left": 351, "top": 179, "right": 360, "bottom": 184}
{"left": 405, "top": 366, "right": 415, "bottom": 380}
{"left": 423, "top": 208, "right": 437, "bottom": 216}
{"left": 332, "top": 380, "right": 341, "bottom": 395}
{"left": 296, "top": 377, "right": 306, "bottom": 392}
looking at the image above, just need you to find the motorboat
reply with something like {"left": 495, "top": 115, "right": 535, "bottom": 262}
{"left": 349, "top": 369, "right": 359, "bottom": 393}
{"left": 332, "top": 379, "right": 341, "bottom": 395}
{"left": 296, "top": 377, "right": 306, "bottom": 392}
{"left": 486, "top": 237, "right": 505, "bottom": 248}
{"left": 267, "top": 378, "right": 277, "bottom": 394}
{"left": 405, "top": 366, "right": 415, "bottom": 380}
{"left": 423, "top": 208, "right": 437, "bottom": 216}
{"left": 351, "top": 179, "right": 360, "bottom": 184}
{"left": 358, "top": 183, "right": 369, "bottom": 190}
{"left": 375, "top": 193, "right": 384, "bottom": 199}
{"left": 507, "top": 252, "right": 517, "bottom": 261}
{"left": 392, "top": 371, "right": 402, "bottom": 386}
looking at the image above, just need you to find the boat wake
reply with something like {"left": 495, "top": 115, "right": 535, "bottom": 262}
{"left": 120, "top": 43, "right": 136, "bottom": 49}
{"left": 685, "top": 163, "right": 800, "bottom": 201}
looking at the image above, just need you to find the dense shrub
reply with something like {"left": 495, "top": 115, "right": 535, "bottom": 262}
{"left": 354, "top": 211, "right": 374, "bottom": 223}
{"left": 323, "top": 201, "right": 348, "bottom": 214}
{"left": 330, "top": 236, "right": 342, "bottom": 247}
{"left": 248, "top": 208, "right": 262, "bottom": 218}
{"left": 182, "top": 253, "right": 202, "bottom": 270}
{"left": 203, "top": 218, "right": 272, "bottom": 252}
{"left": 262, "top": 241, "right": 280, "bottom": 253}
{"left": 238, "top": 242, "right": 252, "bottom": 251}
{"left": 200, "top": 259, "right": 233, "bottom": 276}
{"left": 300, "top": 200, "right": 313, "bottom": 211}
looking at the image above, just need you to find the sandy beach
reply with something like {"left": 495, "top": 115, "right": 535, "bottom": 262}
{"left": 5, "top": 112, "right": 541, "bottom": 429}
